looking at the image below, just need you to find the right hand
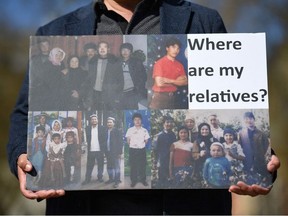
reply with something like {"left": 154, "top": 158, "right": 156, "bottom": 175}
{"left": 17, "top": 154, "right": 65, "bottom": 200}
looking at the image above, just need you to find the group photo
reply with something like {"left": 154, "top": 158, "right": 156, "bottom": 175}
{"left": 150, "top": 109, "right": 272, "bottom": 189}
{"left": 27, "top": 110, "right": 127, "bottom": 190}
{"left": 26, "top": 111, "right": 82, "bottom": 190}
{"left": 29, "top": 34, "right": 191, "bottom": 112}
{"left": 29, "top": 35, "right": 148, "bottom": 111}
{"left": 27, "top": 109, "right": 271, "bottom": 190}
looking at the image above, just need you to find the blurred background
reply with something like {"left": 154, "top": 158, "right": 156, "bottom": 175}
{"left": 1, "top": 0, "right": 287, "bottom": 214}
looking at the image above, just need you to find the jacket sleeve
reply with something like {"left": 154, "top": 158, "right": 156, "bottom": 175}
{"left": 116, "top": 129, "right": 124, "bottom": 155}
{"left": 210, "top": 10, "right": 227, "bottom": 33}
{"left": 6, "top": 27, "right": 46, "bottom": 178}
{"left": 7, "top": 70, "right": 30, "bottom": 178}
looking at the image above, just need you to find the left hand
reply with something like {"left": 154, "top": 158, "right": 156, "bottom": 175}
{"left": 17, "top": 154, "right": 65, "bottom": 200}
{"left": 229, "top": 155, "right": 280, "bottom": 197}
{"left": 61, "top": 68, "right": 68, "bottom": 75}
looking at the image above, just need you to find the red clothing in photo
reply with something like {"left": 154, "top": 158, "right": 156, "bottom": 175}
{"left": 152, "top": 56, "right": 186, "bottom": 92}
{"left": 170, "top": 141, "right": 193, "bottom": 167}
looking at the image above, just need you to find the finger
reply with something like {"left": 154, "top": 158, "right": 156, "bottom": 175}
{"left": 237, "top": 181, "right": 257, "bottom": 196}
{"left": 36, "top": 189, "right": 66, "bottom": 200}
{"left": 21, "top": 189, "right": 38, "bottom": 200}
{"left": 18, "top": 166, "right": 37, "bottom": 199}
{"left": 17, "top": 154, "right": 33, "bottom": 172}
{"left": 229, "top": 184, "right": 245, "bottom": 195}
{"left": 267, "top": 155, "right": 280, "bottom": 172}
{"left": 35, "top": 190, "right": 57, "bottom": 199}
{"left": 251, "top": 184, "right": 271, "bottom": 196}
{"left": 229, "top": 181, "right": 257, "bottom": 197}
{"left": 55, "top": 190, "right": 66, "bottom": 197}
{"left": 36, "top": 189, "right": 63, "bottom": 199}
{"left": 228, "top": 185, "right": 240, "bottom": 193}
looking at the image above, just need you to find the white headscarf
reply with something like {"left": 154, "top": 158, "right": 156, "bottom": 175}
{"left": 51, "top": 119, "right": 62, "bottom": 132}
{"left": 49, "top": 47, "right": 65, "bottom": 66}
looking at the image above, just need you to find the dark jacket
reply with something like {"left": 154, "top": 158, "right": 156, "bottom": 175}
{"left": 123, "top": 57, "right": 147, "bottom": 99}
{"left": 30, "top": 61, "right": 68, "bottom": 110}
{"left": 84, "top": 55, "right": 124, "bottom": 110}
{"left": 238, "top": 127, "right": 270, "bottom": 175}
{"left": 7, "top": 1, "right": 232, "bottom": 215}
{"left": 85, "top": 125, "right": 107, "bottom": 152}
{"left": 107, "top": 128, "right": 123, "bottom": 156}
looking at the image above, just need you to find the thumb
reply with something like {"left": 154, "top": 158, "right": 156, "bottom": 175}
{"left": 17, "top": 154, "right": 33, "bottom": 172}
{"left": 267, "top": 155, "right": 280, "bottom": 172}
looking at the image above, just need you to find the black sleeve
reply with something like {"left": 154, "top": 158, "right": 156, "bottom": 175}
{"left": 7, "top": 70, "right": 29, "bottom": 178}
{"left": 7, "top": 28, "right": 48, "bottom": 178}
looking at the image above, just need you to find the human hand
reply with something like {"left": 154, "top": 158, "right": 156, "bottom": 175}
{"left": 229, "top": 155, "right": 280, "bottom": 196}
{"left": 61, "top": 68, "right": 68, "bottom": 75}
{"left": 158, "top": 77, "right": 166, "bottom": 85}
{"left": 162, "top": 78, "right": 172, "bottom": 84}
{"left": 17, "top": 154, "right": 65, "bottom": 200}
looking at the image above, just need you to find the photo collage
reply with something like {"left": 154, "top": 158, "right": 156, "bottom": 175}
{"left": 27, "top": 35, "right": 272, "bottom": 190}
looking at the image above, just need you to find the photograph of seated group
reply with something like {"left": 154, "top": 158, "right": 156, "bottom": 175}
{"left": 27, "top": 35, "right": 272, "bottom": 191}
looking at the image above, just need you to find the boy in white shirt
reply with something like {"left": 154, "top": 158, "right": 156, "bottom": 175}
{"left": 125, "top": 113, "right": 150, "bottom": 187}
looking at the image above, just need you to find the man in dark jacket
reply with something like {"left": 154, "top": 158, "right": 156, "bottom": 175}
{"left": 7, "top": 0, "right": 280, "bottom": 215}
{"left": 82, "top": 114, "right": 107, "bottom": 184}
{"left": 154, "top": 115, "right": 176, "bottom": 188}
{"left": 84, "top": 41, "right": 124, "bottom": 110}
{"left": 238, "top": 112, "right": 270, "bottom": 178}
{"left": 105, "top": 117, "right": 123, "bottom": 188}
{"left": 119, "top": 42, "right": 147, "bottom": 109}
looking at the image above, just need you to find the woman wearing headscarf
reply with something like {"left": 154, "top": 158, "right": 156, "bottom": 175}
{"left": 46, "top": 119, "right": 64, "bottom": 151}
{"left": 184, "top": 115, "right": 198, "bottom": 142}
{"left": 192, "top": 122, "right": 218, "bottom": 185}
{"left": 65, "top": 55, "right": 88, "bottom": 110}
{"left": 40, "top": 119, "right": 65, "bottom": 188}
{"left": 37, "top": 47, "right": 68, "bottom": 110}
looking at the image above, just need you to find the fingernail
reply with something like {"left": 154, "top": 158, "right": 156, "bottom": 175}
{"left": 25, "top": 164, "right": 32, "bottom": 170}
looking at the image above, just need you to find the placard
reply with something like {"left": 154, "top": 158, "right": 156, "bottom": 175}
{"left": 27, "top": 34, "right": 272, "bottom": 190}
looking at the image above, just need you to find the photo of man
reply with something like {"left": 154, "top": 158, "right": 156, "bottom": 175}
{"left": 105, "top": 117, "right": 124, "bottom": 188}
{"left": 125, "top": 112, "right": 150, "bottom": 188}
{"left": 119, "top": 42, "right": 147, "bottom": 110}
{"left": 149, "top": 36, "right": 188, "bottom": 109}
{"left": 82, "top": 114, "right": 106, "bottom": 185}
{"left": 83, "top": 40, "right": 123, "bottom": 110}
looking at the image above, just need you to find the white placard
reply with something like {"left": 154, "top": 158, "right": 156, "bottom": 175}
{"left": 187, "top": 33, "right": 268, "bottom": 109}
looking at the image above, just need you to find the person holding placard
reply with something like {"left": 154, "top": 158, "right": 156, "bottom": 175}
{"left": 8, "top": 0, "right": 280, "bottom": 215}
